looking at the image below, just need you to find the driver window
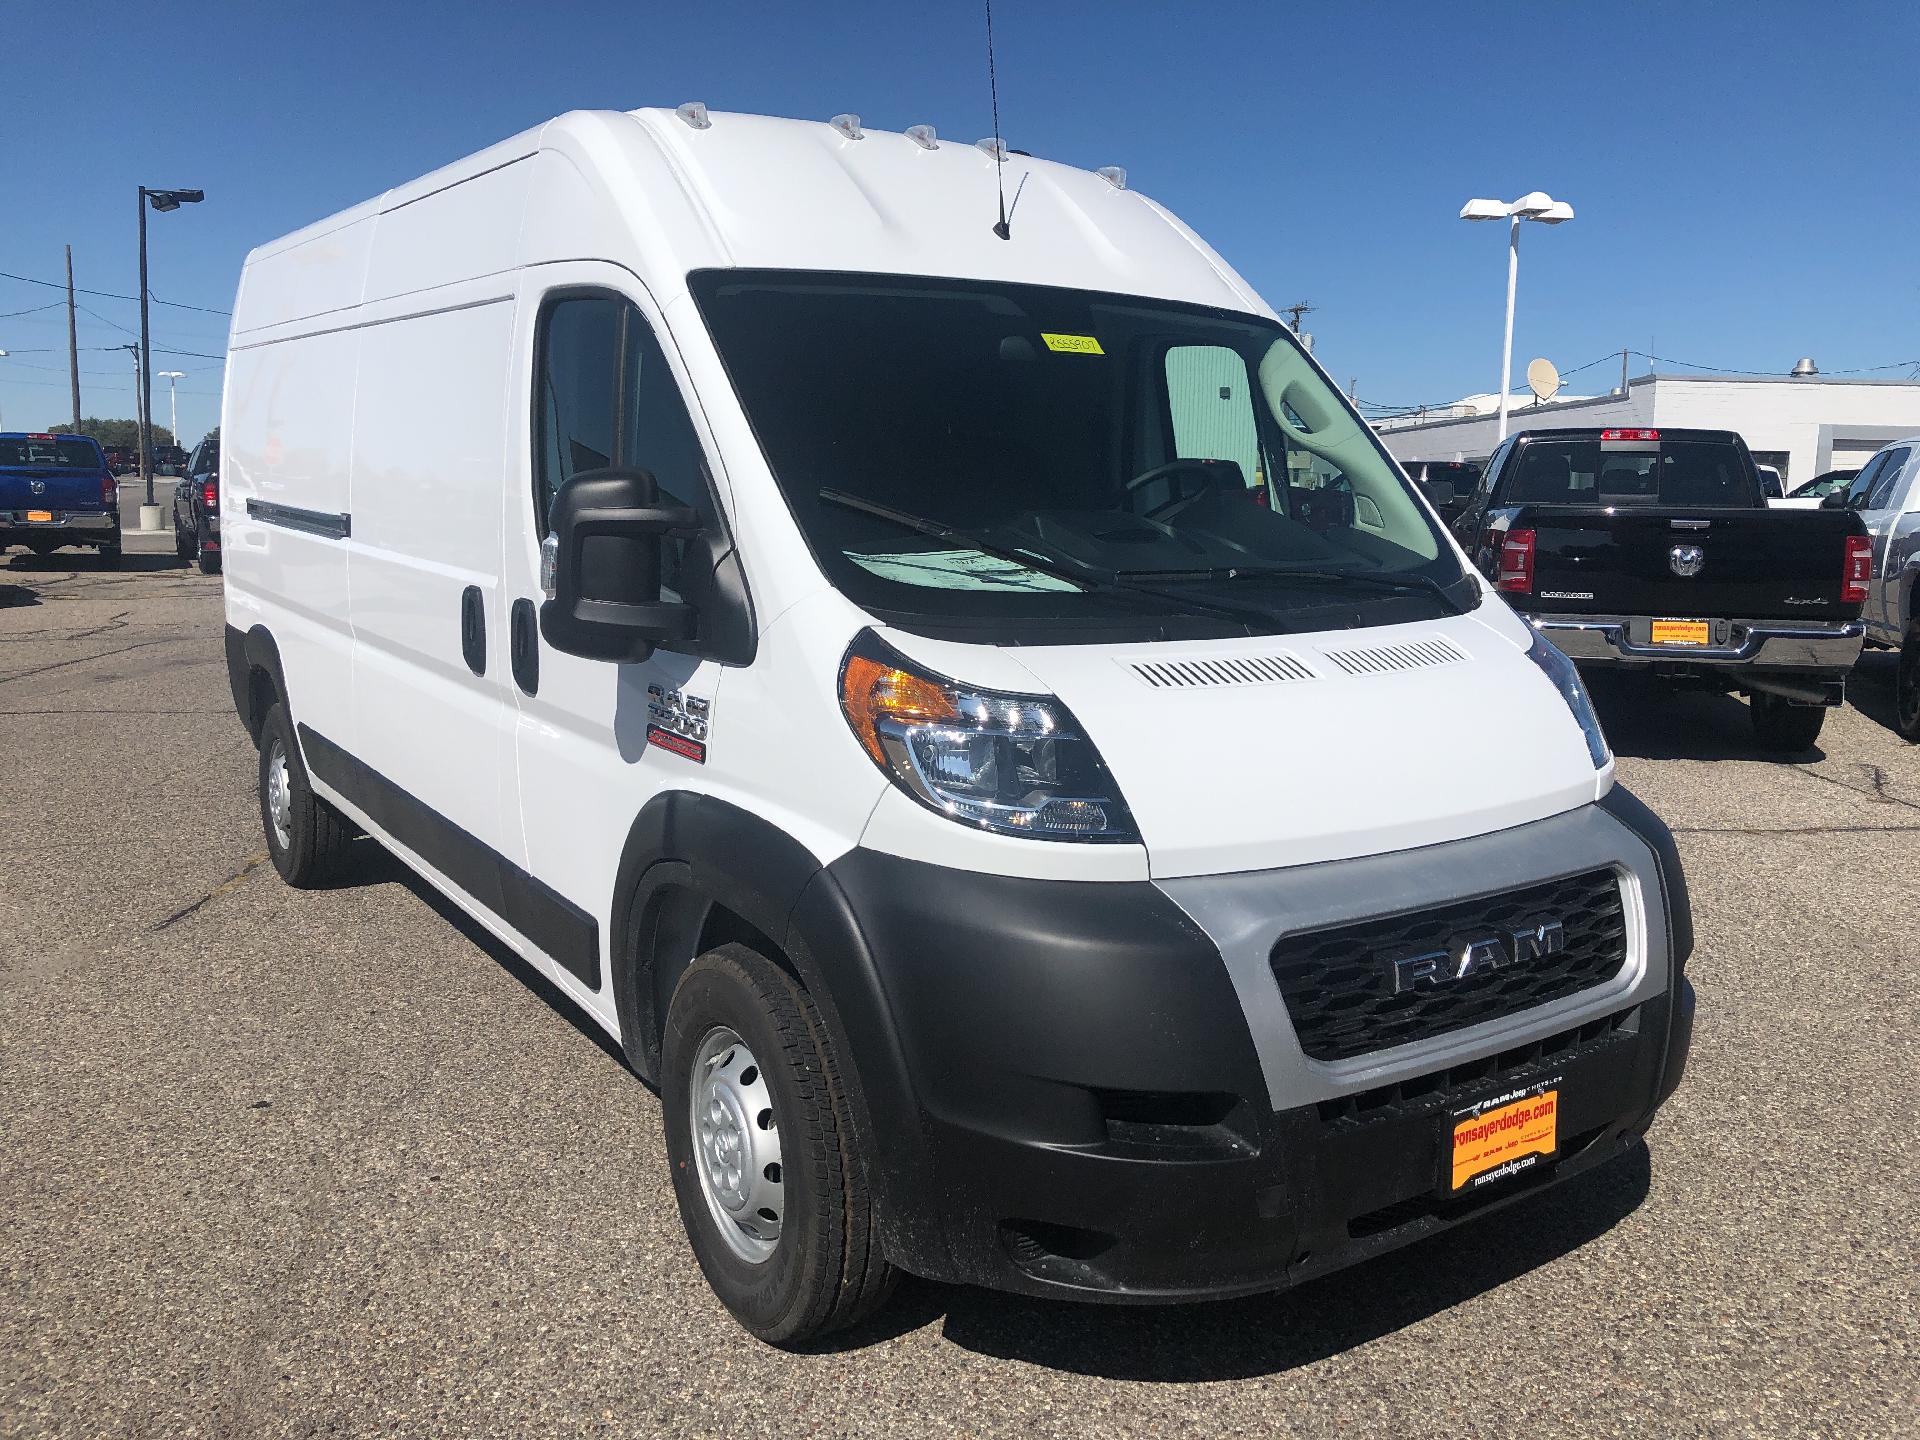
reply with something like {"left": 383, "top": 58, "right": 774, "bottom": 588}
{"left": 1844, "top": 454, "right": 1888, "bottom": 510}
{"left": 533, "top": 291, "right": 720, "bottom": 597}
{"left": 1867, "top": 448, "right": 1911, "bottom": 510}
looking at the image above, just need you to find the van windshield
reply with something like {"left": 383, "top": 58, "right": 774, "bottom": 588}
{"left": 690, "top": 271, "right": 1467, "bottom": 636}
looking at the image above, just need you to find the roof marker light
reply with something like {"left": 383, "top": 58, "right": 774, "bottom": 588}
{"left": 905, "top": 124, "right": 938, "bottom": 150}
{"left": 1096, "top": 166, "right": 1127, "bottom": 190}
{"left": 675, "top": 102, "right": 711, "bottom": 131}
{"left": 830, "top": 113, "right": 864, "bottom": 141}
{"left": 976, "top": 137, "right": 1009, "bottom": 160}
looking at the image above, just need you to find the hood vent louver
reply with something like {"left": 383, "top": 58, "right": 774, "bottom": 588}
{"left": 1320, "top": 636, "right": 1466, "bottom": 676}
{"left": 1128, "top": 653, "right": 1317, "bottom": 689}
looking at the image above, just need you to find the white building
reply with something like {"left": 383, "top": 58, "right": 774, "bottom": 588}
{"left": 1373, "top": 371, "right": 1920, "bottom": 486}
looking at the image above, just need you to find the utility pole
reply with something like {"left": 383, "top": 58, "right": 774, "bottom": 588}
{"left": 65, "top": 245, "right": 81, "bottom": 429}
{"left": 1281, "top": 301, "right": 1315, "bottom": 334}
{"left": 1618, "top": 349, "right": 1630, "bottom": 397}
{"left": 137, "top": 188, "right": 154, "bottom": 510}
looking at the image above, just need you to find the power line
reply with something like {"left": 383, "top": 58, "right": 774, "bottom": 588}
{"left": 0, "top": 267, "right": 230, "bottom": 316}
{"left": 0, "top": 301, "right": 65, "bottom": 321}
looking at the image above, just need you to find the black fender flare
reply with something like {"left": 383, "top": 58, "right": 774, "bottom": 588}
{"left": 225, "top": 623, "right": 290, "bottom": 745}
{"left": 608, "top": 791, "right": 943, "bottom": 1271}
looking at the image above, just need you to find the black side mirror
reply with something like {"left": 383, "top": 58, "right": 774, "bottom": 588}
{"left": 1819, "top": 489, "right": 1849, "bottom": 510}
{"left": 539, "top": 467, "right": 699, "bottom": 664}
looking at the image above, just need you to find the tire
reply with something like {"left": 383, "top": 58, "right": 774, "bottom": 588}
{"left": 662, "top": 943, "right": 897, "bottom": 1345}
{"left": 98, "top": 543, "right": 121, "bottom": 570}
{"left": 198, "top": 548, "right": 221, "bottom": 576}
{"left": 1896, "top": 626, "right": 1920, "bottom": 743}
{"left": 1750, "top": 692, "right": 1827, "bottom": 752}
{"left": 175, "top": 521, "right": 193, "bottom": 560}
{"left": 257, "top": 701, "right": 356, "bottom": 888}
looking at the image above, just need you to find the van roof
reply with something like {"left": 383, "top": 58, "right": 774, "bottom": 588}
{"left": 238, "top": 108, "right": 1270, "bottom": 333}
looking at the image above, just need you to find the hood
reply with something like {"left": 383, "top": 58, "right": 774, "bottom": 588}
{"left": 885, "top": 604, "right": 1605, "bottom": 880}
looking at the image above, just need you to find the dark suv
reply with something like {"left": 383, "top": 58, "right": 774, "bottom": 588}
{"left": 172, "top": 435, "right": 221, "bottom": 574}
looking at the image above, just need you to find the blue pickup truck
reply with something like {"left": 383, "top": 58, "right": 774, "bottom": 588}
{"left": 0, "top": 433, "right": 122, "bottom": 568}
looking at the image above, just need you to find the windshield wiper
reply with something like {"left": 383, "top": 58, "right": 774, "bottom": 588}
{"left": 1115, "top": 564, "right": 1471, "bottom": 615}
{"left": 816, "top": 488, "right": 1279, "bottom": 627}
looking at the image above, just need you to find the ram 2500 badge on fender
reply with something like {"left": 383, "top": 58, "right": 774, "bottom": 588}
{"left": 1453, "top": 427, "right": 1867, "bottom": 751}
{"left": 219, "top": 107, "right": 1694, "bottom": 1345}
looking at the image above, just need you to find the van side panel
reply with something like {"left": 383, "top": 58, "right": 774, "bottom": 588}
{"left": 345, "top": 294, "right": 519, "bottom": 860}
{"left": 223, "top": 322, "right": 361, "bottom": 752}
{"left": 363, "top": 160, "right": 531, "bottom": 301}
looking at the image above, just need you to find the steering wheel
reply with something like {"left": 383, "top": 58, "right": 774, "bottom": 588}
{"left": 1124, "top": 458, "right": 1238, "bottom": 522}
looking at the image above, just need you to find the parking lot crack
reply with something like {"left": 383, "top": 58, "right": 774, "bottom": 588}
{"left": 1794, "top": 763, "right": 1920, "bottom": 814}
{"left": 151, "top": 853, "right": 270, "bottom": 932}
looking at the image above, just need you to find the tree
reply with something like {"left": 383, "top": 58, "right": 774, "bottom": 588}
{"left": 50, "top": 417, "right": 175, "bottom": 449}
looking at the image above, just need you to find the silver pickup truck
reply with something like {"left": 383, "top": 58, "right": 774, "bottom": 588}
{"left": 1826, "top": 437, "right": 1920, "bottom": 737}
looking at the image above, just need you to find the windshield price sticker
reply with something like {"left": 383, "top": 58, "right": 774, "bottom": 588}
{"left": 1041, "top": 332, "right": 1105, "bottom": 355}
{"left": 1449, "top": 1076, "right": 1560, "bottom": 1192}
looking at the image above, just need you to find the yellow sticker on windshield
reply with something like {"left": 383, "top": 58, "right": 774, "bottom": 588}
{"left": 1041, "top": 332, "right": 1105, "bottom": 355}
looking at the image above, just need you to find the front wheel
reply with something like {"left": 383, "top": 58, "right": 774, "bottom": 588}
{"left": 661, "top": 944, "right": 897, "bottom": 1345}
{"left": 1895, "top": 627, "right": 1920, "bottom": 742}
{"left": 1749, "top": 692, "right": 1827, "bottom": 752}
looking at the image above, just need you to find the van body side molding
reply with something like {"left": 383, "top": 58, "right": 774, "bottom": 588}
{"left": 247, "top": 498, "right": 352, "bottom": 540}
{"left": 295, "top": 723, "right": 600, "bottom": 988}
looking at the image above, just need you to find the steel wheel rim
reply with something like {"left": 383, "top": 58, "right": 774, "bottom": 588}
{"left": 266, "top": 740, "right": 294, "bottom": 851}
{"left": 689, "top": 1026, "right": 784, "bottom": 1264}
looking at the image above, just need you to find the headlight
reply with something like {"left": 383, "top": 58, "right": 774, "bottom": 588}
{"left": 1525, "top": 629, "right": 1610, "bottom": 769}
{"left": 838, "top": 631, "right": 1138, "bottom": 842}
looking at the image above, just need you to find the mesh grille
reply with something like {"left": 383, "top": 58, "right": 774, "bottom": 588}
{"left": 1270, "top": 869, "right": 1628, "bottom": 1062}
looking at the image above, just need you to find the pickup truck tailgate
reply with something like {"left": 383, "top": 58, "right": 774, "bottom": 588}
{"left": 1524, "top": 507, "right": 1861, "bottom": 622}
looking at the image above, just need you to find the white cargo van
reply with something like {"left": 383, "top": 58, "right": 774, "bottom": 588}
{"left": 221, "top": 107, "right": 1694, "bottom": 1343}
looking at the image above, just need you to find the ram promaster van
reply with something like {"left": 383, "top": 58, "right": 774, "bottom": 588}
{"left": 221, "top": 107, "right": 1694, "bottom": 1344}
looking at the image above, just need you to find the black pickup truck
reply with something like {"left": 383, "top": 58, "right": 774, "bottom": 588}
{"left": 1453, "top": 427, "right": 1869, "bottom": 750}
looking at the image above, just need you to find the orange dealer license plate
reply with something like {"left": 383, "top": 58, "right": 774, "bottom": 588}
{"left": 25, "top": 510, "right": 54, "bottom": 523}
{"left": 1650, "top": 619, "right": 1710, "bottom": 646}
{"left": 1449, "top": 1081, "right": 1560, "bottom": 1192}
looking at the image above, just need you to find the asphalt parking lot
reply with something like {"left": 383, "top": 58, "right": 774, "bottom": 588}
{"left": 2, "top": 548, "right": 1915, "bottom": 1439}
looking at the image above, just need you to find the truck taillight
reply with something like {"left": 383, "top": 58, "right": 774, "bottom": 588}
{"left": 1600, "top": 428, "right": 1659, "bottom": 442}
{"left": 1496, "top": 528, "right": 1536, "bottom": 594}
{"left": 1842, "top": 534, "right": 1871, "bottom": 605}
{"left": 101, "top": 475, "right": 118, "bottom": 505}
{"left": 202, "top": 479, "right": 218, "bottom": 509}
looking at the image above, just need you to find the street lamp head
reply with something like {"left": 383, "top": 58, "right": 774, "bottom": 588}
{"left": 157, "top": 370, "right": 186, "bottom": 380}
{"left": 145, "top": 188, "right": 205, "bottom": 212}
{"left": 1462, "top": 193, "right": 1575, "bottom": 224}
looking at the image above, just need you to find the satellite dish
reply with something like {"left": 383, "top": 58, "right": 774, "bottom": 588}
{"left": 1527, "top": 357, "right": 1562, "bottom": 402}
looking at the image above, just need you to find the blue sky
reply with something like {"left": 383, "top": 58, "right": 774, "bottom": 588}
{"left": 5, "top": 0, "right": 1917, "bottom": 445}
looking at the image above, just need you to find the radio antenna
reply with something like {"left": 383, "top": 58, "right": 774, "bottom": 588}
{"left": 986, "top": 0, "right": 1010, "bottom": 240}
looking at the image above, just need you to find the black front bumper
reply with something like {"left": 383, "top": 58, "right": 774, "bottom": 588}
{"left": 799, "top": 791, "right": 1694, "bottom": 1303}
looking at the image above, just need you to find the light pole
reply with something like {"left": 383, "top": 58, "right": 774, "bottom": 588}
{"left": 137, "top": 185, "right": 204, "bottom": 529}
{"left": 1460, "top": 192, "right": 1574, "bottom": 441}
{"left": 157, "top": 371, "right": 185, "bottom": 453}
{"left": 0, "top": 348, "right": 9, "bottom": 429}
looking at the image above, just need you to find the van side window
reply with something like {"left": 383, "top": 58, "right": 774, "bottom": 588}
{"left": 532, "top": 292, "right": 720, "bottom": 595}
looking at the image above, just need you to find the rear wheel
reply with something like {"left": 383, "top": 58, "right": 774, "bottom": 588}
{"left": 198, "top": 545, "right": 221, "bottom": 575}
{"left": 257, "top": 701, "right": 356, "bottom": 887}
{"left": 175, "top": 519, "right": 194, "bottom": 560}
{"left": 1896, "top": 627, "right": 1920, "bottom": 742}
{"left": 662, "top": 944, "right": 897, "bottom": 1345}
{"left": 1750, "top": 692, "right": 1827, "bottom": 752}
{"left": 98, "top": 542, "right": 121, "bottom": 570}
